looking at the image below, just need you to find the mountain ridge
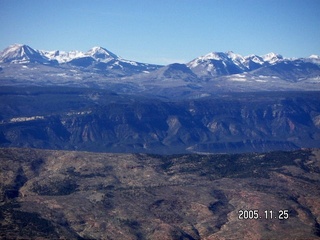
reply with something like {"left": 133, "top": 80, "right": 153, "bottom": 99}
{"left": 1, "top": 44, "right": 320, "bottom": 98}
{"left": 0, "top": 44, "right": 161, "bottom": 77}
{"left": 1, "top": 43, "right": 319, "bottom": 70}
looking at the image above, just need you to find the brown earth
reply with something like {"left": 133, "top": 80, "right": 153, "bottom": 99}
{"left": 0, "top": 148, "right": 320, "bottom": 239}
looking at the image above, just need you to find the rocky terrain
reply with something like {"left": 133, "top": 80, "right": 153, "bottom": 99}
{"left": 0, "top": 147, "right": 319, "bottom": 239}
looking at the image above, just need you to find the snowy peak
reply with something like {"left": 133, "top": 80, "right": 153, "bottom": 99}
{"left": 244, "top": 55, "right": 265, "bottom": 64}
{"left": 226, "top": 51, "right": 245, "bottom": 62}
{"left": 42, "top": 46, "right": 119, "bottom": 64}
{"left": 262, "top": 52, "right": 283, "bottom": 64}
{"left": 187, "top": 50, "right": 289, "bottom": 78}
{"left": 86, "top": 46, "right": 118, "bottom": 62}
{"left": 190, "top": 51, "right": 283, "bottom": 67}
{"left": 243, "top": 55, "right": 266, "bottom": 70}
{"left": 201, "top": 52, "right": 228, "bottom": 61}
{"left": 0, "top": 44, "right": 49, "bottom": 64}
{"left": 309, "top": 55, "right": 320, "bottom": 59}
{"left": 42, "top": 50, "right": 84, "bottom": 63}
{"left": 187, "top": 51, "right": 248, "bottom": 77}
{"left": 308, "top": 55, "right": 320, "bottom": 63}
{"left": 189, "top": 51, "right": 247, "bottom": 65}
{"left": 195, "top": 51, "right": 244, "bottom": 63}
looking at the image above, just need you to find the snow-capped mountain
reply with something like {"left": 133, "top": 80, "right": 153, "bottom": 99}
{"left": 0, "top": 44, "right": 161, "bottom": 76}
{"left": 0, "top": 44, "right": 319, "bottom": 95}
{"left": 243, "top": 55, "right": 265, "bottom": 70}
{"left": 187, "top": 51, "right": 246, "bottom": 77}
{"left": 187, "top": 51, "right": 287, "bottom": 78}
{"left": 0, "top": 44, "right": 51, "bottom": 64}
{"left": 41, "top": 46, "right": 118, "bottom": 64}
{"left": 185, "top": 50, "right": 320, "bottom": 83}
{"left": 0, "top": 44, "right": 120, "bottom": 64}
{"left": 86, "top": 46, "right": 118, "bottom": 62}
{"left": 251, "top": 58, "right": 320, "bottom": 82}
{"left": 45, "top": 45, "right": 161, "bottom": 75}
{"left": 41, "top": 49, "right": 85, "bottom": 63}
{"left": 307, "top": 55, "right": 320, "bottom": 65}
{"left": 261, "top": 52, "right": 283, "bottom": 64}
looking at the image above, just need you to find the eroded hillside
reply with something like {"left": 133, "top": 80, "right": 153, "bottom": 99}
{"left": 0, "top": 148, "right": 319, "bottom": 239}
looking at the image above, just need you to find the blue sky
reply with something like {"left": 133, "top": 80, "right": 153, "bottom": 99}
{"left": 0, "top": 0, "right": 319, "bottom": 64}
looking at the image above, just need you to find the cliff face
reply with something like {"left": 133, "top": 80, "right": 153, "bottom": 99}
{"left": 1, "top": 88, "right": 319, "bottom": 154}
{"left": 0, "top": 148, "right": 320, "bottom": 239}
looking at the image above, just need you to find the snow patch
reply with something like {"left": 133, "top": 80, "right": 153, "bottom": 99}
{"left": 262, "top": 52, "right": 283, "bottom": 64}
{"left": 255, "top": 79, "right": 267, "bottom": 82}
{"left": 9, "top": 116, "right": 44, "bottom": 123}
{"left": 230, "top": 78, "right": 247, "bottom": 82}
{"left": 66, "top": 110, "right": 92, "bottom": 116}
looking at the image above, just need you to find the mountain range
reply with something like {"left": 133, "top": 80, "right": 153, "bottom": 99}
{"left": 1, "top": 44, "right": 319, "bottom": 74}
{"left": 0, "top": 44, "right": 160, "bottom": 76}
{"left": 1, "top": 44, "right": 320, "bottom": 98}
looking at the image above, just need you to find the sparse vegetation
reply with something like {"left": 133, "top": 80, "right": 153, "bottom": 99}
{"left": 32, "top": 179, "right": 78, "bottom": 196}
{"left": 0, "top": 148, "right": 319, "bottom": 239}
